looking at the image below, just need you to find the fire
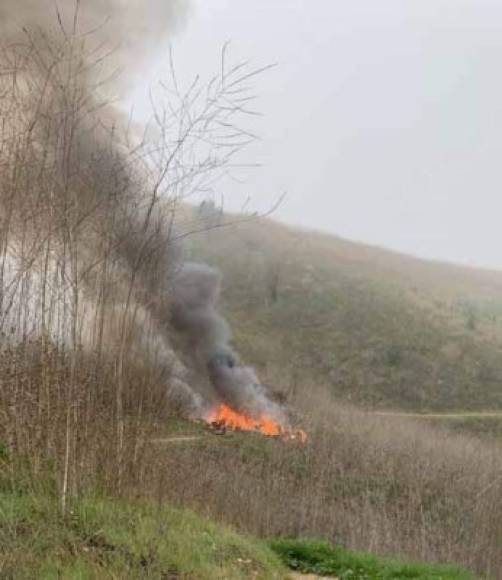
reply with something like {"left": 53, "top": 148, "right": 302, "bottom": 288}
{"left": 205, "top": 404, "right": 307, "bottom": 442}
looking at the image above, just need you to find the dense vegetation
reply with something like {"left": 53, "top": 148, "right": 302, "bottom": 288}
{"left": 1, "top": 453, "right": 476, "bottom": 579}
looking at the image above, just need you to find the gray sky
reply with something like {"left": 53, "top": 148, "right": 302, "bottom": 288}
{"left": 132, "top": 0, "right": 502, "bottom": 270}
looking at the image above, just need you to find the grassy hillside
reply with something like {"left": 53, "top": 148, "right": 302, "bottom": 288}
{"left": 0, "top": 500, "right": 286, "bottom": 579}
{"left": 188, "top": 212, "right": 502, "bottom": 412}
{"left": 1, "top": 494, "right": 476, "bottom": 580}
{"left": 0, "top": 463, "right": 286, "bottom": 579}
{"left": 0, "top": 454, "right": 477, "bottom": 579}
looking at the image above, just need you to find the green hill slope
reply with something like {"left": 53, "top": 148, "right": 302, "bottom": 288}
{"left": 0, "top": 485, "right": 286, "bottom": 579}
{"left": 0, "top": 456, "right": 477, "bottom": 580}
{"left": 188, "top": 213, "right": 502, "bottom": 412}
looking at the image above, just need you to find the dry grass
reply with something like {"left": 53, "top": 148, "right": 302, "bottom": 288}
{"left": 4, "top": 359, "right": 502, "bottom": 576}
{"left": 141, "top": 386, "right": 502, "bottom": 578}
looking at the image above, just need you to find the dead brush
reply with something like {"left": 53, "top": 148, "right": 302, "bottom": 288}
{"left": 138, "top": 387, "right": 502, "bottom": 578}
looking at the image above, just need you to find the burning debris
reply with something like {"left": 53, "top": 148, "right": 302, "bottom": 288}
{"left": 172, "top": 266, "right": 280, "bottom": 410}
{"left": 171, "top": 263, "right": 307, "bottom": 440}
{"left": 205, "top": 404, "right": 307, "bottom": 442}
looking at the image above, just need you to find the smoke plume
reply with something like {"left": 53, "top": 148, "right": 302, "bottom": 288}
{"left": 0, "top": 1, "right": 287, "bottom": 425}
{"left": 172, "top": 263, "right": 286, "bottom": 422}
{"left": 0, "top": 0, "right": 188, "bottom": 95}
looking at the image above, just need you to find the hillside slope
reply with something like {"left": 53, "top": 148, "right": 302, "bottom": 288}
{"left": 0, "top": 447, "right": 479, "bottom": 580}
{"left": 0, "top": 491, "right": 286, "bottom": 579}
{"left": 188, "top": 211, "right": 502, "bottom": 411}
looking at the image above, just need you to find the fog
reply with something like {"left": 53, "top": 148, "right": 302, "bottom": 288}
{"left": 132, "top": 0, "right": 502, "bottom": 270}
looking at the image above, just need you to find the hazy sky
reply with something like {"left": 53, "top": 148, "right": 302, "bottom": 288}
{"left": 132, "top": 0, "right": 502, "bottom": 270}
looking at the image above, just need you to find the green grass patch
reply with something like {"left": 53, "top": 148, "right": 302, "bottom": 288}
{"left": 269, "top": 539, "right": 476, "bottom": 579}
{"left": 0, "top": 489, "right": 286, "bottom": 579}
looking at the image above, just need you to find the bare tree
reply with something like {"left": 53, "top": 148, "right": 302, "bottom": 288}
{"left": 0, "top": 22, "right": 272, "bottom": 505}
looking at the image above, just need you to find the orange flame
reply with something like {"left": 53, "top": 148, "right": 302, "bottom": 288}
{"left": 205, "top": 404, "right": 307, "bottom": 442}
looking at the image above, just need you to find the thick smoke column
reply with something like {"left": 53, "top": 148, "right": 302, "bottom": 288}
{"left": 0, "top": 0, "right": 188, "bottom": 95}
{"left": 172, "top": 263, "right": 286, "bottom": 423}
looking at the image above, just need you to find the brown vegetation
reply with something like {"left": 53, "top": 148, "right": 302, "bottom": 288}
{"left": 3, "top": 352, "right": 502, "bottom": 577}
{"left": 146, "top": 389, "right": 502, "bottom": 578}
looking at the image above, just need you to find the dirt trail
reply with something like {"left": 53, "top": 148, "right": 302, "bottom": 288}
{"left": 372, "top": 411, "right": 502, "bottom": 419}
{"left": 289, "top": 574, "right": 338, "bottom": 579}
{"left": 150, "top": 436, "right": 202, "bottom": 444}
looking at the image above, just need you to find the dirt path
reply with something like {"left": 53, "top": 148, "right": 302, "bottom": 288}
{"left": 150, "top": 436, "right": 202, "bottom": 444}
{"left": 372, "top": 411, "right": 502, "bottom": 419}
{"left": 289, "top": 574, "right": 338, "bottom": 579}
